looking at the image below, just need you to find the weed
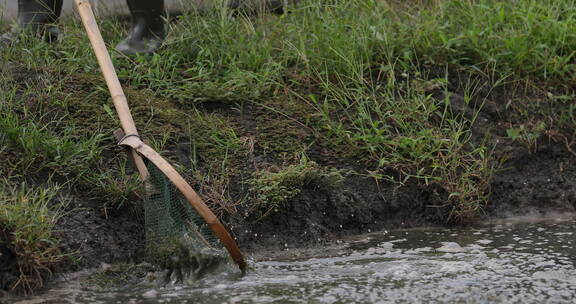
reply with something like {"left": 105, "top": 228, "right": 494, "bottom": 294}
{"left": 82, "top": 161, "right": 142, "bottom": 210}
{"left": 506, "top": 122, "right": 547, "bottom": 152}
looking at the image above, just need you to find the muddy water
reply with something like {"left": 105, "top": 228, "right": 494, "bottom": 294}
{"left": 14, "top": 216, "right": 576, "bottom": 304}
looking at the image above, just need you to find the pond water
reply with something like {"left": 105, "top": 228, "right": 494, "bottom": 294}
{"left": 13, "top": 215, "right": 576, "bottom": 304}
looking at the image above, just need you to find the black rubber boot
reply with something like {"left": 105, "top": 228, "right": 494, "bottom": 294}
{"left": 0, "top": 0, "right": 63, "bottom": 47}
{"left": 116, "top": 0, "right": 166, "bottom": 55}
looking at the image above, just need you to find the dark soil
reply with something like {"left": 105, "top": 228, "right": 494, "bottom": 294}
{"left": 0, "top": 191, "right": 145, "bottom": 295}
{"left": 230, "top": 143, "right": 576, "bottom": 252}
{"left": 230, "top": 175, "right": 452, "bottom": 249}
{"left": 54, "top": 195, "right": 146, "bottom": 273}
{"left": 489, "top": 142, "right": 576, "bottom": 217}
{"left": 0, "top": 231, "right": 18, "bottom": 294}
{"left": 230, "top": 140, "right": 576, "bottom": 249}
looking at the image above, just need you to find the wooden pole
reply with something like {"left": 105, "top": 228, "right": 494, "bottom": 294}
{"left": 74, "top": 0, "right": 148, "bottom": 180}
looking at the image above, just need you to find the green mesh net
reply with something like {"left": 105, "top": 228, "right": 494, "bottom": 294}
{"left": 143, "top": 161, "right": 228, "bottom": 277}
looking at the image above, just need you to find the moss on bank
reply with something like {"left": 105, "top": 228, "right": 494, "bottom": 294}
{"left": 248, "top": 155, "right": 344, "bottom": 218}
{"left": 1, "top": 0, "right": 575, "bottom": 294}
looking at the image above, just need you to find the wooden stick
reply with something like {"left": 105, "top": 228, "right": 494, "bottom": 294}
{"left": 74, "top": 0, "right": 148, "bottom": 180}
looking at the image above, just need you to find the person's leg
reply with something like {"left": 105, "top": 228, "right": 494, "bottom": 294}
{"left": 116, "top": 0, "right": 165, "bottom": 55}
{"left": 0, "top": 0, "right": 63, "bottom": 46}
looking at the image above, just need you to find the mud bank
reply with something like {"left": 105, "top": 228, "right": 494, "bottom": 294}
{"left": 1, "top": 75, "right": 575, "bottom": 298}
{"left": 2, "top": 141, "right": 575, "bottom": 297}
{"left": 2, "top": 86, "right": 576, "bottom": 297}
{"left": 27, "top": 103, "right": 576, "bottom": 288}
{"left": 232, "top": 143, "right": 576, "bottom": 250}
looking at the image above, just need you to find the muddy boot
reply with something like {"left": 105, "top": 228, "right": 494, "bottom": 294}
{"left": 116, "top": 0, "right": 165, "bottom": 55}
{"left": 0, "top": 0, "right": 63, "bottom": 47}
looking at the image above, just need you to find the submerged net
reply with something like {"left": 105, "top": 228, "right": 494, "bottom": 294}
{"left": 143, "top": 161, "right": 228, "bottom": 279}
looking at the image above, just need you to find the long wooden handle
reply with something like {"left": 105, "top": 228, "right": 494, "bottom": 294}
{"left": 74, "top": 0, "right": 148, "bottom": 179}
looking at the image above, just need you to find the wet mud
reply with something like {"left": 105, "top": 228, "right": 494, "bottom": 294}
{"left": 54, "top": 196, "right": 146, "bottom": 272}
{"left": 229, "top": 81, "right": 576, "bottom": 250}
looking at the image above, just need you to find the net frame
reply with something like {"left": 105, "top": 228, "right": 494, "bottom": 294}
{"left": 119, "top": 136, "right": 247, "bottom": 272}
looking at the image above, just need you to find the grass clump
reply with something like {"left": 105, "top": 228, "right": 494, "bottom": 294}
{"left": 248, "top": 155, "right": 344, "bottom": 217}
{"left": 308, "top": 79, "right": 496, "bottom": 221}
{"left": 410, "top": 0, "right": 576, "bottom": 81}
{"left": 0, "top": 181, "right": 66, "bottom": 294}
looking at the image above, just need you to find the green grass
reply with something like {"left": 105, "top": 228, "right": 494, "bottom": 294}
{"left": 1, "top": 0, "right": 575, "bottom": 293}
{"left": 0, "top": 180, "right": 66, "bottom": 294}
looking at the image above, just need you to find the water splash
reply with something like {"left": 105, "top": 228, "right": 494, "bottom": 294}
{"left": 11, "top": 217, "right": 576, "bottom": 304}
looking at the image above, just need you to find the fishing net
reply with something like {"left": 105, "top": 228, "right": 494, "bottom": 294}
{"left": 73, "top": 0, "right": 244, "bottom": 280}
{"left": 143, "top": 161, "right": 229, "bottom": 280}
